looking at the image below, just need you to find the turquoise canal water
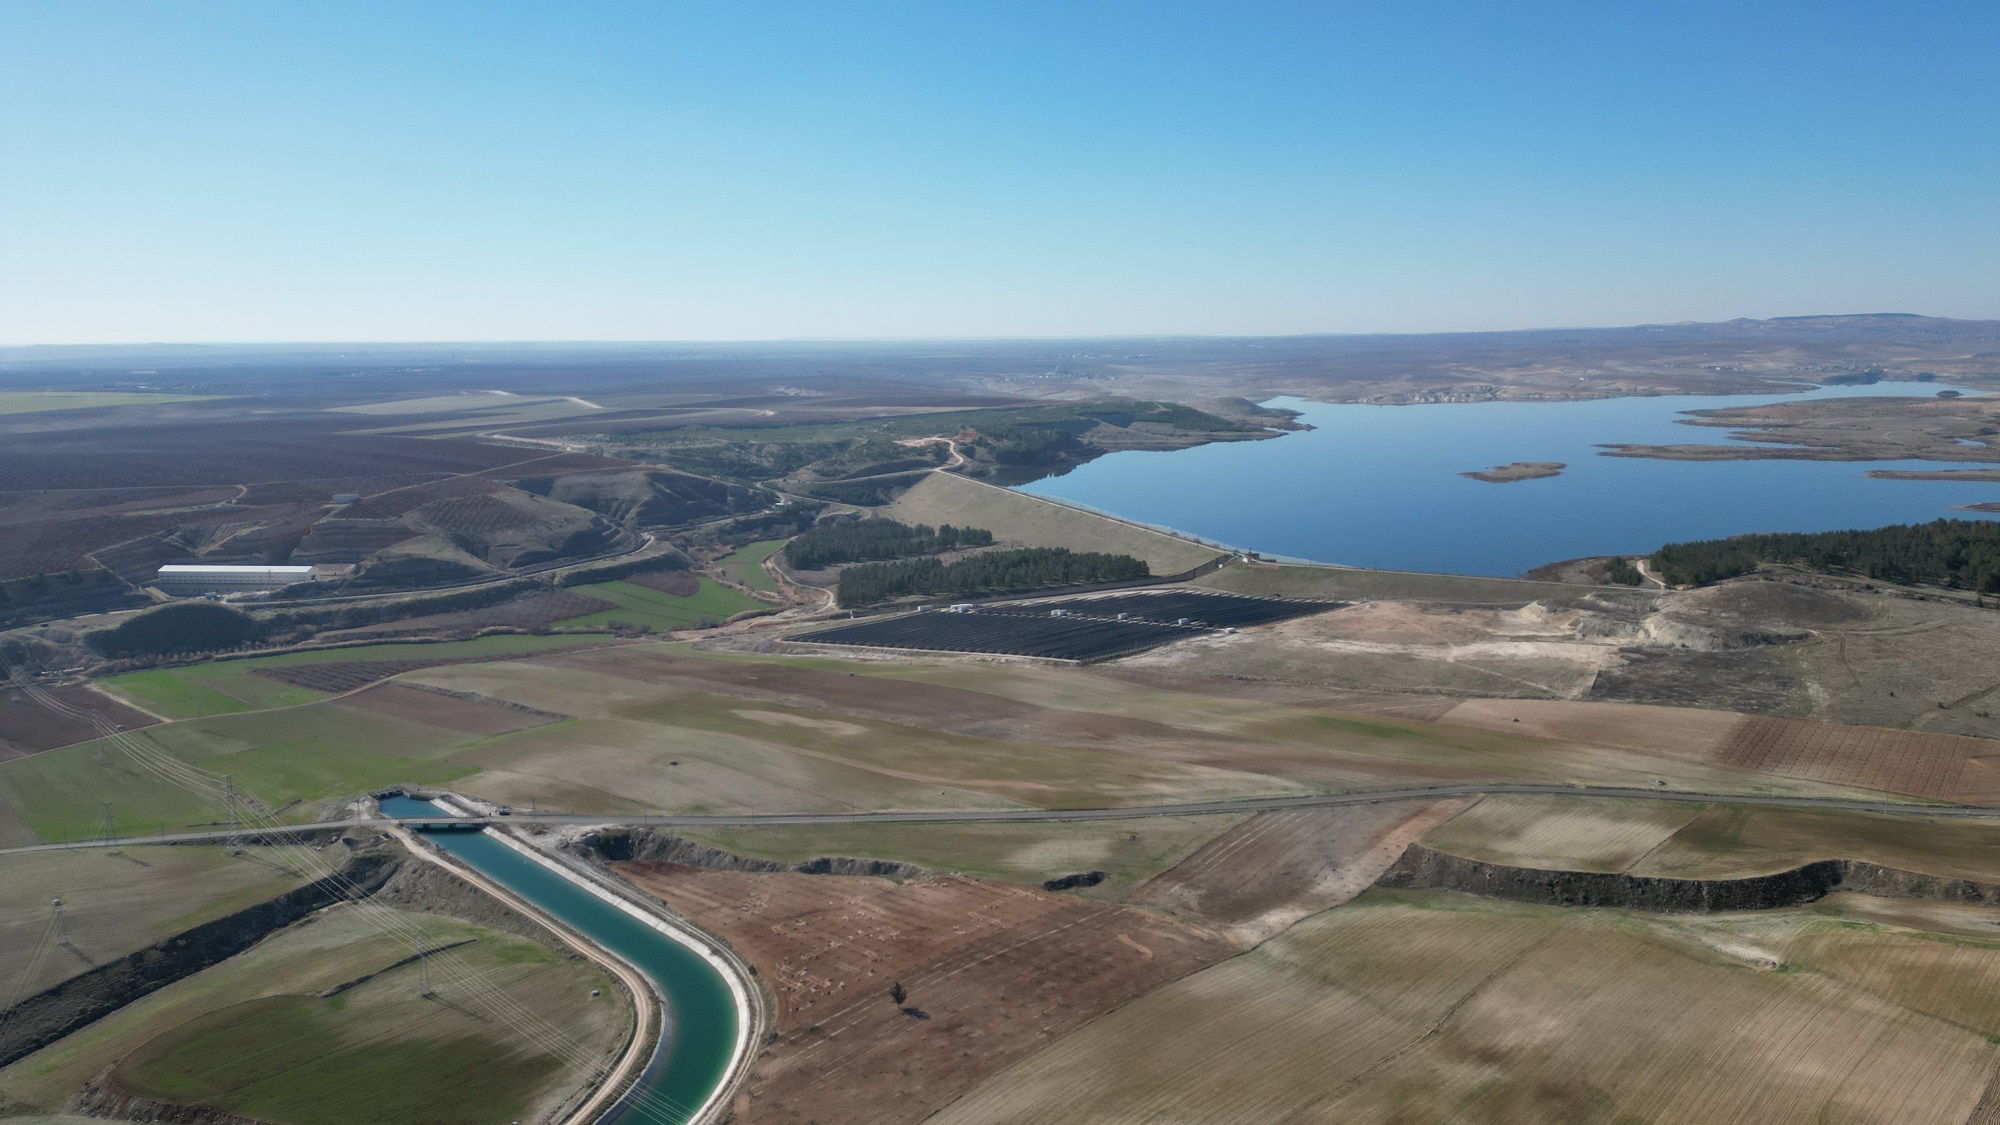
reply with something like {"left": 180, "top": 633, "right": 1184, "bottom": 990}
{"left": 1020, "top": 383, "right": 2000, "bottom": 577}
{"left": 380, "top": 796, "right": 737, "bottom": 1125}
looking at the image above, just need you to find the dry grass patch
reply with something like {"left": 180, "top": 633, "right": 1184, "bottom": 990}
{"left": 0, "top": 846, "right": 310, "bottom": 1001}
{"left": 1634, "top": 804, "right": 2000, "bottom": 881}
{"left": 1421, "top": 794, "right": 1710, "bottom": 873}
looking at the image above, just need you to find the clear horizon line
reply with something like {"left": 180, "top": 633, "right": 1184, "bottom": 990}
{"left": 0, "top": 311, "right": 1981, "bottom": 352}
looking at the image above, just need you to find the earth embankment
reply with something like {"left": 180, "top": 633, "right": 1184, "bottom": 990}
{"left": 1378, "top": 843, "right": 2000, "bottom": 913}
{"left": 573, "top": 826, "right": 927, "bottom": 880}
{"left": 0, "top": 846, "right": 398, "bottom": 1069}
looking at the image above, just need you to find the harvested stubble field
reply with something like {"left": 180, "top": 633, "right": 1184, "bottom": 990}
{"left": 1414, "top": 793, "right": 2000, "bottom": 883}
{"left": 617, "top": 863, "right": 1234, "bottom": 1125}
{"left": 0, "top": 904, "right": 627, "bottom": 1125}
{"left": 1420, "top": 794, "right": 1712, "bottom": 873}
{"left": 0, "top": 845, "right": 310, "bottom": 1000}
{"left": 1632, "top": 803, "right": 2000, "bottom": 882}
{"left": 1440, "top": 695, "right": 2000, "bottom": 806}
{"left": 931, "top": 889, "right": 2000, "bottom": 1125}
{"left": 1133, "top": 799, "right": 1473, "bottom": 945}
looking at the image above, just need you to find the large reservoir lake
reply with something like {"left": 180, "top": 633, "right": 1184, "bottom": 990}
{"left": 1019, "top": 384, "right": 2000, "bottom": 578}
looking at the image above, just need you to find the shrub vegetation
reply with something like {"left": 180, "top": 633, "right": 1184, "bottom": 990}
{"left": 787, "top": 519, "right": 994, "bottom": 569}
{"left": 837, "top": 547, "right": 1148, "bottom": 605}
{"left": 91, "top": 602, "right": 263, "bottom": 657}
{"left": 1651, "top": 519, "right": 2000, "bottom": 590}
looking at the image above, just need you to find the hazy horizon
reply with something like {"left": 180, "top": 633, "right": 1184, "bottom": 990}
{"left": 2, "top": 310, "right": 1991, "bottom": 356}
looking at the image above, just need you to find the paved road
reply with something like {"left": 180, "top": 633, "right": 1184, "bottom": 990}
{"left": 4, "top": 782, "right": 1992, "bottom": 857}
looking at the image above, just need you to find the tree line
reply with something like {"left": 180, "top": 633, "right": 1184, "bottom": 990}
{"left": 1650, "top": 518, "right": 2000, "bottom": 591}
{"left": 837, "top": 547, "right": 1150, "bottom": 606}
{"left": 787, "top": 518, "right": 995, "bottom": 569}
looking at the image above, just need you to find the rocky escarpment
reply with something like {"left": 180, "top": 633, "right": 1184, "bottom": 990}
{"left": 571, "top": 827, "right": 927, "bottom": 880}
{"left": 0, "top": 844, "right": 399, "bottom": 1069}
{"left": 1379, "top": 844, "right": 2000, "bottom": 914}
{"left": 74, "top": 1079, "right": 272, "bottom": 1125}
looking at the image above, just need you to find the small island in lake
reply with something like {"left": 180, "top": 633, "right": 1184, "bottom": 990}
{"left": 1461, "top": 461, "right": 1566, "bottom": 483}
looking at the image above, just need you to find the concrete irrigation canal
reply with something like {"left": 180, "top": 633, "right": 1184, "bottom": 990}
{"left": 380, "top": 796, "right": 747, "bottom": 1125}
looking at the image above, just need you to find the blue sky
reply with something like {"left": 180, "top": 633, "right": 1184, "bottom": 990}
{"left": 1, "top": 1, "right": 1995, "bottom": 343}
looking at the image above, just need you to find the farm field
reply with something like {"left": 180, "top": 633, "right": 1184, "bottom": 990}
{"left": 676, "top": 814, "right": 1247, "bottom": 900}
{"left": 0, "top": 845, "right": 310, "bottom": 1001}
{"left": 554, "top": 578, "right": 769, "bottom": 631}
{"left": 618, "top": 863, "right": 1234, "bottom": 1125}
{"left": 716, "top": 539, "right": 785, "bottom": 593}
{"left": 0, "top": 691, "right": 495, "bottom": 843}
{"left": 0, "top": 392, "right": 218, "bottom": 415}
{"left": 0, "top": 684, "right": 157, "bottom": 759}
{"left": 1420, "top": 794, "right": 1711, "bottom": 873}
{"left": 1133, "top": 799, "right": 1473, "bottom": 944}
{"left": 0, "top": 903, "right": 628, "bottom": 1125}
{"left": 1632, "top": 803, "right": 2000, "bottom": 881}
{"left": 101, "top": 635, "right": 611, "bottom": 718}
{"left": 880, "top": 471, "right": 1222, "bottom": 575}
{"left": 1412, "top": 793, "right": 2000, "bottom": 883}
{"left": 931, "top": 888, "right": 2000, "bottom": 1125}
{"left": 8, "top": 631, "right": 1956, "bottom": 850}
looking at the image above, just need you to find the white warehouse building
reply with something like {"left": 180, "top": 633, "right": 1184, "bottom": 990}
{"left": 155, "top": 565, "right": 317, "bottom": 596}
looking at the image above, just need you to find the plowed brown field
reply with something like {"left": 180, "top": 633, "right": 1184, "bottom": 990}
{"left": 617, "top": 863, "right": 1232, "bottom": 1125}
{"left": 333, "top": 682, "right": 562, "bottom": 735}
{"left": 1718, "top": 715, "right": 1996, "bottom": 802}
{"left": 0, "top": 683, "right": 158, "bottom": 760}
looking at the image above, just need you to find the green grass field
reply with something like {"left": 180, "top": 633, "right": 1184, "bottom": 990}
{"left": 0, "top": 391, "right": 218, "bottom": 415}
{"left": 102, "top": 635, "right": 609, "bottom": 720}
{"left": 0, "top": 906, "right": 628, "bottom": 1125}
{"left": 716, "top": 539, "right": 785, "bottom": 593}
{"left": 0, "top": 846, "right": 311, "bottom": 1000}
{"left": 0, "top": 699, "right": 485, "bottom": 841}
{"left": 557, "top": 578, "right": 768, "bottom": 631}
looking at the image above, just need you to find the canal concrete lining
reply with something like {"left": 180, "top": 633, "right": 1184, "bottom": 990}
{"left": 483, "top": 829, "right": 764, "bottom": 1125}
{"left": 424, "top": 793, "right": 765, "bottom": 1125}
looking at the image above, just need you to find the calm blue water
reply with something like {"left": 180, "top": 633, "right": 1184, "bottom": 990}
{"left": 1020, "top": 384, "right": 2000, "bottom": 577}
{"left": 380, "top": 796, "right": 736, "bottom": 1125}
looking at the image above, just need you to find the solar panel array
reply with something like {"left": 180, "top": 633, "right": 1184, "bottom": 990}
{"left": 794, "top": 590, "right": 1337, "bottom": 662}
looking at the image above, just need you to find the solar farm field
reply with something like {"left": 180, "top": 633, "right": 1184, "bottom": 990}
{"left": 794, "top": 590, "right": 1336, "bottom": 662}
